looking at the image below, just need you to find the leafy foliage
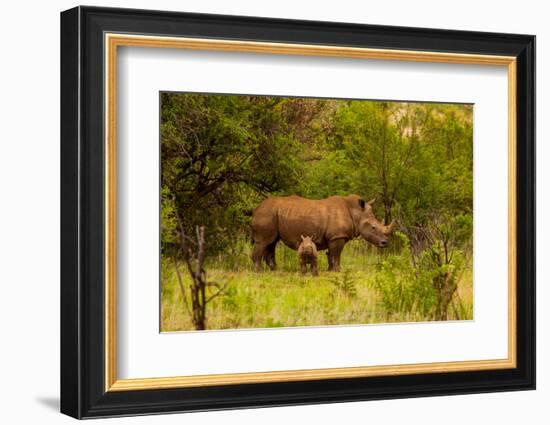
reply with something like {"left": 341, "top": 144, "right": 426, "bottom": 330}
{"left": 374, "top": 223, "right": 472, "bottom": 321}
{"left": 330, "top": 101, "right": 473, "bottom": 226}
{"left": 329, "top": 269, "right": 358, "bottom": 298}
{"left": 161, "top": 93, "right": 303, "bottom": 255}
{"left": 374, "top": 232, "right": 436, "bottom": 319}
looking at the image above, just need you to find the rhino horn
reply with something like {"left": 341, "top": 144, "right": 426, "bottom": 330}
{"left": 384, "top": 220, "right": 397, "bottom": 235}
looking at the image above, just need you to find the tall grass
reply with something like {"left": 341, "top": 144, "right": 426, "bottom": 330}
{"left": 161, "top": 238, "right": 473, "bottom": 332}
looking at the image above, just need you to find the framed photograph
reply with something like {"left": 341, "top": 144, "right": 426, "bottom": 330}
{"left": 60, "top": 6, "right": 535, "bottom": 419}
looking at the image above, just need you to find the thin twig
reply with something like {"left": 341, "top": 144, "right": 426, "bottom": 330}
{"left": 172, "top": 256, "right": 192, "bottom": 317}
{"left": 205, "top": 281, "right": 230, "bottom": 304}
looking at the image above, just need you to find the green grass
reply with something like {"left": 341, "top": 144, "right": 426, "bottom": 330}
{"left": 161, "top": 239, "right": 473, "bottom": 332}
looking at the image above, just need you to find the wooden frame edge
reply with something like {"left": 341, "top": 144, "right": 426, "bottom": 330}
{"left": 105, "top": 33, "right": 118, "bottom": 390}
{"left": 104, "top": 33, "right": 518, "bottom": 392}
{"left": 108, "top": 358, "right": 516, "bottom": 391}
{"left": 507, "top": 59, "right": 518, "bottom": 369}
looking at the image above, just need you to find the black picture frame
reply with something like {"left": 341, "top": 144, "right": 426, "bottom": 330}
{"left": 61, "top": 5, "right": 535, "bottom": 419}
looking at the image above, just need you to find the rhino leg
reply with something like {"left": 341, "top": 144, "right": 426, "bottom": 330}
{"left": 311, "top": 258, "right": 318, "bottom": 276}
{"left": 251, "top": 243, "right": 269, "bottom": 271}
{"left": 326, "top": 251, "right": 333, "bottom": 271}
{"left": 264, "top": 241, "right": 278, "bottom": 271}
{"left": 250, "top": 213, "right": 278, "bottom": 271}
{"left": 327, "top": 239, "right": 346, "bottom": 272}
{"left": 300, "top": 259, "right": 307, "bottom": 274}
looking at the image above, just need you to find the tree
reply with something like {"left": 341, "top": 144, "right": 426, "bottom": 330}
{"left": 332, "top": 101, "right": 425, "bottom": 224}
{"left": 161, "top": 93, "right": 301, "bottom": 256}
{"left": 331, "top": 101, "right": 472, "bottom": 234}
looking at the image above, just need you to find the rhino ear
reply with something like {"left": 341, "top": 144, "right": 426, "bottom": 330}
{"left": 358, "top": 199, "right": 366, "bottom": 209}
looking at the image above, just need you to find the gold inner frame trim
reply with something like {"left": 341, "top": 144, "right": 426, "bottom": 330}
{"left": 104, "top": 33, "right": 517, "bottom": 392}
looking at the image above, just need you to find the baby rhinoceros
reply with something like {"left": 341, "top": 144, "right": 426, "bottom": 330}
{"left": 297, "top": 235, "right": 319, "bottom": 276}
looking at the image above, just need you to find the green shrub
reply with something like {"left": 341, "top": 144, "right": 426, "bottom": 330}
{"left": 329, "top": 269, "right": 358, "bottom": 298}
{"left": 373, "top": 226, "right": 471, "bottom": 322}
{"left": 373, "top": 232, "right": 436, "bottom": 320}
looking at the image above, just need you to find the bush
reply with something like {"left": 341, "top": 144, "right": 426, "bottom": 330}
{"left": 329, "top": 269, "right": 358, "bottom": 298}
{"left": 373, "top": 228, "right": 469, "bottom": 322}
{"left": 374, "top": 233, "right": 436, "bottom": 320}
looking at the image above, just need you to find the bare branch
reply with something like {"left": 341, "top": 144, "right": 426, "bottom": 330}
{"left": 172, "top": 256, "right": 192, "bottom": 317}
{"left": 170, "top": 198, "right": 228, "bottom": 330}
{"left": 205, "top": 281, "right": 230, "bottom": 304}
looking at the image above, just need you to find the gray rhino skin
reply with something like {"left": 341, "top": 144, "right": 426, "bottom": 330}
{"left": 250, "top": 194, "right": 395, "bottom": 272}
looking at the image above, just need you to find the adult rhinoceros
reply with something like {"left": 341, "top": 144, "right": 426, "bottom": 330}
{"left": 250, "top": 194, "right": 395, "bottom": 272}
